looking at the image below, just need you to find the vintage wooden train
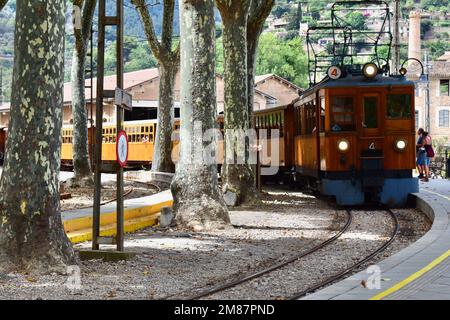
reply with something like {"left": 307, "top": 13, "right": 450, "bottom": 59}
{"left": 0, "top": 64, "right": 418, "bottom": 206}
{"left": 253, "top": 64, "right": 418, "bottom": 206}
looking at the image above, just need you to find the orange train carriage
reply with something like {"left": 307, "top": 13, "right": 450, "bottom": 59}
{"left": 59, "top": 112, "right": 288, "bottom": 171}
{"left": 18, "top": 69, "right": 419, "bottom": 206}
{"left": 61, "top": 120, "right": 157, "bottom": 167}
{"left": 288, "top": 73, "right": 418, "bottom": 206}
{"left": 60, "top": 117, "right": 227, "bottom": 168}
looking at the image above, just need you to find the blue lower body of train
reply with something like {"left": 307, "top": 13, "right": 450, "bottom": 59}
{"left": 320, "top": 177, "right": 419, "bottom": 206}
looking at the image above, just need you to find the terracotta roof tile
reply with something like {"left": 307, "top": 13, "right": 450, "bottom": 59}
{"left": 64, "top": 68, "right": 159, "bottom": 104}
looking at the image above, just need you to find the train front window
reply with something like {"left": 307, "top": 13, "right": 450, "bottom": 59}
{"left": 363, "top": 97, "right": 378, "bottom": 128}
{"left": 330, "top": 96, "right": 355, "bottom": 131}
{"left": 387, "top": 94, "right": 412, "bottom": 119}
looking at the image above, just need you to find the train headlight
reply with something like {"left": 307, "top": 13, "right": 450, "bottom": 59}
{"left": 363, "top": 63, "right": 378, "bottom": 78}
{"left": 394, "top": 139, "right": 407, "bottom": 152}
{"left": 337, "top": 139, "right": 350, "bottom": 153}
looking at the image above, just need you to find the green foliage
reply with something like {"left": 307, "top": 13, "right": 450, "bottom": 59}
{"left": 255, "top": 32, "right": 308, "bottom": 88}
{"left": 215, "top": 37, "right": 224, "bottom": 75}
{"left": 345, "top": 11, "right": 367, "bottom": 30}
{"left": 420, "top": 0, "right": 450, "bottom": 13}
{"left": 216, "top": 32, "right": 308, "bottom": 88}
{"left": 272, "top": 2, "right": 290, "bottom": 19}
{"left": 426, "top": 40, "right": 450, "bottom": 60}
{"left": 421, "top": 20, "right": 432, "bottom": 38}
{"left": 103, "top": 37, "right": 158, "bottom": 75}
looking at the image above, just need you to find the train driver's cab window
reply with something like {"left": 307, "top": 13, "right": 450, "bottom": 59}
{"left": 440, "top": 79, "right": 449, "bottom": 96}
{"left": 363, "top": 96, "right": 378, "bottom": 128}
{"left": 387, "top": 94, "right": 412, "bottom": 119}
{"left": 330, "top": 96, "right": 355, "bottom": 131}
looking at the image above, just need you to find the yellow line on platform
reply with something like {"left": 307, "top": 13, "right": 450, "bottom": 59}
{"left": 422, "top": 189, "right": 450, "bottom": 202}
{"left": 369, "top": 249, "right": 450, "bottom": 300}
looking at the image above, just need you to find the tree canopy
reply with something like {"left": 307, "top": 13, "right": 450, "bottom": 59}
{"left": 216, "top": 32, "right": 307, "bottom": 88}
{"left": 255, "top": 33, "right": 308, "bottom": 89}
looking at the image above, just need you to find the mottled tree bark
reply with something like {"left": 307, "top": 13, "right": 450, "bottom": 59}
{"left": 216, "top": 0, "right": 257, "bottom": 206}
{"left": 0, "top": 0, "right": 78, "bottom": 274}
{"left": 0, "top": 0, "right": 8, "bottom": 11}
{"left": 171, "top": 0, "right": 229, "bottom": 231}
{"left": 133, "top": 0, "right": 180, "bottom": 173}
{"left": 247, "top": 0, "right": 275, "bottom": 117}
{"left": 70, "top": 0, "right": 97, "bottom": 186}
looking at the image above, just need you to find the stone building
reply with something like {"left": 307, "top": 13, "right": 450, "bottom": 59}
{"left": 0, "top": 68, "right": 301, "bottom": 128}
{"left": 406, "top": 11, "right": 450, "bottom": 140}
{"left": 411, "top": 52, "right": 450, "bottom": 139}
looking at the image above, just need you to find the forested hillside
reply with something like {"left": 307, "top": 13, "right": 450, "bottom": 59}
{"left": 0, "top": 0, "right": 181, "bottom": 101}
{"left": 273, "top": 0, "right": 450, "bottom": 60}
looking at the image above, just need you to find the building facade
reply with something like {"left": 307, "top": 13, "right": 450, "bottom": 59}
{"left": 0, "top": 68, "right": 301, "bottom": 128}
{"left": 411, "top": 53, "right": 450, "bottom": 140}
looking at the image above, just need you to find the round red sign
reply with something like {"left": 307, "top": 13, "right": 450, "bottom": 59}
{"left": 116, "top": 130, "right": 128, "bottom": 168}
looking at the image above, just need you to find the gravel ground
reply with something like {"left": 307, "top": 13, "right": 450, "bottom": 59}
{"left": 0, "top": 189, "right": 430, "bottom": 300}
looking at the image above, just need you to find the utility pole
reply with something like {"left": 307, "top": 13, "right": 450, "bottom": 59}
{"left": 0, "top": 67, "right": 3, "bottom": 106}
{"left": 296, "top": 1, "right": 303, "bottom": 31}
{"left": 392, "top": 0, "right": 400, "bottom": 74}
{"left": 424, "top": 50, "right": 431, "bottom": 133}
{"left": 92, "top": 0, "right": 126, "bottom": 252}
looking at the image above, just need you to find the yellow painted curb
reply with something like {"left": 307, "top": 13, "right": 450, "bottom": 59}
{"left": 64, "top": 199, "right": 173, "bottom": 244}
{"left": 370, "top": 249, "right": 450, "bottom": 300}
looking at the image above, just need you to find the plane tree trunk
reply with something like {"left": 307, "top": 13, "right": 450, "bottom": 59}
{"left": 70, "top": 0, "right": 97, "bottom": 187}
{"left": 216, "top": 0, "right": 257, "bottom": 206}
{"left": 247, "top": 0, "right": 275, "bottom": 117}
{"left": 133, "top": 0, "right": 180, "bottom": 173}
{"left": 154, "top": 61, "right": 177, "bottom": 172}
{"left": 170, "top": 0, "right": 229, "bottom": 231}
{"left": 0, "top": 0, "right": 78, "bottom": 274}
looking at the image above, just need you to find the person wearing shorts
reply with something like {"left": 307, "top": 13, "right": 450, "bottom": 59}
{"left": 416, "top": 128, "right": 424, "bottom": 178}
{"left": 417, "top": 131, "right": 430, "bottom": 182}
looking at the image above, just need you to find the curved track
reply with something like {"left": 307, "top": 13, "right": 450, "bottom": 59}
{"left": 289, "top": 208, "right": 399, "bottom": 299}
{"left": 184, "top": 209, "right": 353, "bottom": 300}
{"left": 65, "top": 180, "right": 161, "bottom": 211}
{"left": 181, "top": 208, "right": 398, "bottom": 300}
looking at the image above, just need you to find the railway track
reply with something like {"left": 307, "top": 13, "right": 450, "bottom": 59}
{"left": 63, "top": 180, "right": 161, "bottom": 211}
{"left": 178, "top": 208, "right": 398, "bottom": 300}
{"left": 289, "top": 208, "right": 399, "bottom": 299}
{"left": 173, "top": 209, "right": 352, "bottom": 300}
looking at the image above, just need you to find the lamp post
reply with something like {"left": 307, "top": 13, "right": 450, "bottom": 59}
{"left": 399, "top": 57, "right": 429, "bottom": 132}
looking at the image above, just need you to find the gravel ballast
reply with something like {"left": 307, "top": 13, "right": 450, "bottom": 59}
{"left": 0, "top": 189, "right": 430, "bottom": 300}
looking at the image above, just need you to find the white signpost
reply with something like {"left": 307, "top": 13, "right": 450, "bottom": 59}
{"left": 116, "top": 130, "right": 128, "bottom": 168}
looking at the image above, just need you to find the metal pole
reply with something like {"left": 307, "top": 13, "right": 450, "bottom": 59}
{"left": 90, "top": 26, "right": 94, "bottom": 171}
{"left": 424, "top": 51, "right": 431, "bottom": 133}
{"left": 392, "top": 0, "right": 400, "bottom": 75}
{"left": 116, "top": 0, "right": 124, "bottom": 251}
{"left": 0, "top": 67, "right": 3, "bottom": 106}
{"left": 92, "top": 0, "right": 106, "bottom": 250}
{"left": 446, "top": 149, "right": 449, "bottom": 179}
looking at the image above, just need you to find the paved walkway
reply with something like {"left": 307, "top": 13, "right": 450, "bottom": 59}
{"left": 302, "top": 178, "right": 450, "bottom": 300}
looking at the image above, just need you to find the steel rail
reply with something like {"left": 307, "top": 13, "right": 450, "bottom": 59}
{"left": 64, "top": 179, "right": 161, "bottom": 211}
{"left": 183, "top": 209, "right": 353, "bottom": 300}
{"left": 289, "top": 208, "right": 399, "bottom": 300}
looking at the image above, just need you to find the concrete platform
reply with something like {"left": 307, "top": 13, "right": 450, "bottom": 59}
{"left": 62, "top": 190, "right": 173, "bottom": 244}
{"left": 302, "top": 179, "right": 450, "bottom": 300}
